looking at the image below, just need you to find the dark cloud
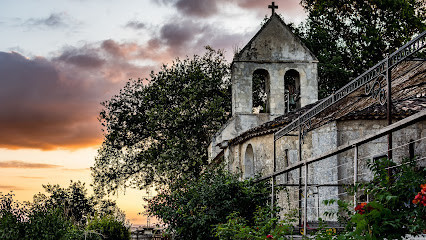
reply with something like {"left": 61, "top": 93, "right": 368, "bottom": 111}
{"left": 175, "top": 0, "right": 220, "bottom": 17}
{"left": 125, "top": 21, "right": 146, "bottom": 30}
{"left": 55, "top": 48, "right": 105, "bottom": 69}
{"left": 153, "top": 0, "right": 304, "bottom": 19}
{"left": 152, "top": 0, "right": 223, "bottom": 17}
{"left": 26, "top": 12, "right": 70, "bottom": 28}
{"left": 0, "top": 41, "right": 157, "bottom": 150}
{"left": 0, "top": 160, "right": 61, "bottom": 169}
{"left": 159, "top": 19, "right": 203, "bottom": 48}
{"left": 0, "top": 13, "right": 259, "bottom": 150}
{"left": 152, "top": 17, "right": 254, "bottom": 59}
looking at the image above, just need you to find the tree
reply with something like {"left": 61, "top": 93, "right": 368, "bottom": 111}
{"left": 32, "top": 181, "right": 95, "bottom": 226}
{"left": 92, "top": 47, "right": 231, "bottom": 193}
{"left": 147, "top": 168, "right": 270, "bottom": 240}
{"left": 299, "top": 0, "right": 426, "bottom": 98}
{"left": 24, "top": 208, "right": 72, "bottom": 240}
{"left": 86, "top": 215, "right": 130, "bottom": 240}
{"left": 0, "top": 182, "right": 128, "bottom": 240}
{"left": 0, "top": 192, "right": 27, "bottom": 240}
{"left": 32, "top": 181, "right": 126, "bottom": 226}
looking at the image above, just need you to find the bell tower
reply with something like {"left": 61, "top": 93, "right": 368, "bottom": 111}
{"left": 231, "top": 9, "right": 318, "bottom": 116}
{"left": 208, "top": 4, "right": 319, "bottom": 161}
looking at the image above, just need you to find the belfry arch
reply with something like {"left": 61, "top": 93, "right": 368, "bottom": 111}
{"left": 252, "top": 69, "right": 270, "bottom": 113}
{"left": 284, "top": 69, "right": 301, "bottom": 112}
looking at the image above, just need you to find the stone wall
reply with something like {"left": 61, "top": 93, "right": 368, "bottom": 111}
{"left": 224, "top": 119, "right": 426, "bottom": 222}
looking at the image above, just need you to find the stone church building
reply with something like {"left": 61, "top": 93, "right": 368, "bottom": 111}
{"left": 208, "top": 11, "right": 426, "bottom": 222}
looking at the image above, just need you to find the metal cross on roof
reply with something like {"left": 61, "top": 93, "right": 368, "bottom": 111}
{"left": 268, "top": 2, "right": 278, "bottom": 15}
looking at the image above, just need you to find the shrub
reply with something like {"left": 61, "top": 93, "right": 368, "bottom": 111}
{"left": 147, "top": 168, "right": 270, "bottom": 240}
{"left": 86, "top": 215, "right": 130, "bottom": 240}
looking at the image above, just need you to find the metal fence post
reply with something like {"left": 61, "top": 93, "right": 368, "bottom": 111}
{"left": 353, "top": 145, "right": 358, "bottom": 209}
{"left": 303, "top": 163, "right": 308, "bottom": 236}
{"left": 272, "top": 140, "right": 276, "bottom": 215}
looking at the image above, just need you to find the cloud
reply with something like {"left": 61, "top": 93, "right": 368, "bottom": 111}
{"left": 152, "top": 0, "right": 222, "bottom": 17}
{"left": 159, "top": 19, "right": 203, "bottom": 48}
{"left": 0, "top": 185, "right": 25, "bottom": 191}
{"left": 125, "top": 21, "right": 146, "bottom": 30}
{"left": 19, "top": 176, "right": 46, "bottom": 179}
{"left": 26, "top": 12, "right": 72, "bottom": 28}
{"left": 55, "top": 48, "right": 106, "bottom": 69}
{"left": 0, "top": 12, "right": 258, "bottom": 151}
{"left": 149, "top": 17, "right": 255, "bottom": 58}
{"left": 62, "top": 168, "right": 90, "bottom": 172}
{"left": 0, "top": 160, "right": 61, "bottom": 169}
{"left": 0, "top": 42, "right": 158, "bottom": 150}
{"left": 153, "top": 0, "right": 305, "bottom": 21}
{"left": 174, "top": 0, "right": 220, "bottom": 17}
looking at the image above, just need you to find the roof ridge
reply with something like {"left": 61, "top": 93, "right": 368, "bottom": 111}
{"left": 233, "top": 13, "right": 317, "bottom": 62}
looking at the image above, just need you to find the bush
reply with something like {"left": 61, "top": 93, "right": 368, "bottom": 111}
{"left": 346, "top": 158, "right": 426, "bottom": 239}
{"left": 24, "top": 207, "right": 72, "bottom": 240}
{"left": 86, "top": 215, "right": 130, "bottom": 240}
{"left": 321, "top": 158, "right": 426, "bottom": 240}
{"left": 215, "top": 206, "right": 298, "bottom": 240}
{"left": 0, "top": 192, "right": 27, "bottom": 240}
{"left": 147, "top": 168, "right": 270, "bottom": 240}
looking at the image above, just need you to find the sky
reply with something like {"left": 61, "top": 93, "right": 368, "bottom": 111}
{"left": 0, "top": 0, "right": 306, "bottom": 226}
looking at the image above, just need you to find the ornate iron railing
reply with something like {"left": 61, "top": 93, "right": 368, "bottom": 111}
{"left": 274, "top": 31, "right": 426, "bottom": 141}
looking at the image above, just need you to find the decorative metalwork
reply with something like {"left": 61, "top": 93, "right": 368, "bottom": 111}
{"left": 389, "top": 31, "right": 426, "bottom": 68}
{"left": 300, "top": 120, "right": 311, "bottom": 144}
{"left": 365, "top": 74, "right": 387, "bottom": 105}
{"left": 274, "top": 30, "right": 426, "bottom": 141}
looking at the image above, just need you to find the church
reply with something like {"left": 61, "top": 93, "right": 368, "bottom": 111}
{"left": 208, "top": 5, "right": 426, "bottom": 224}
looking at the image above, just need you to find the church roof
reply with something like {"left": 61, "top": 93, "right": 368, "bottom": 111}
{"left": 228, "top": 61, "right": 426, "bottom": 146}
{"left": 233, "top": 13, "right": 317, "bottom": 62}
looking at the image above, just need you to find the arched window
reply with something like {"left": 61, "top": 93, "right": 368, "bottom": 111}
{"left": 284, "top": 69, "right": 300, "bottom": 112}
{"left": 244, "top": 144, "right": 254, "bottom": 179}
{"left": 252, "top": 69, "right": 270, "bottom": 113}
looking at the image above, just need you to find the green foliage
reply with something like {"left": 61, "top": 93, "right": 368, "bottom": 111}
{"left": 0, "top": 181, "right": 128, "bottom": 240}
{"left": 147, "top": 168, "right": 270, "bottom": 240}
{"left": 215, "top": 206, "right": 298, "bottom": 240}
{"left": 24, "top": 207, "right": 72, "bottom": 240}
{"left": 32, "top": 180, "right": 125, "bottom": 226}
{"left": 329, "top": 158, "right": 426, "bottom": 239}
{"left": 322, "top": 199, "right": 355, "bottom": 232}
{"left": 92, "top": 47, "right": 231, "bottom": 193}
{"left": 0, "top": 192, "right": 27, "bottom": 240}
{"left": 299, "top": 0, "right": 426, "bottom": 98}
{"left": 310, "top": 219, "right": 338, "bottom": 240}
{"left": 0, "top": 211, "right": 23, "bottom": 240}
{"left": 32, "top": 181, "right": 94, "bottom": 226}
{"left": 354, "top": 158, "right": 425, "bottom": 239}
{"left": 87, "top": 215, "right": 130, "bottom": 240}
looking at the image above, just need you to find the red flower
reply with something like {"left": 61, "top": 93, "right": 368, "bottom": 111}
{"left": 266, "top": 234, "right": 274, "bottom": 239}
{"left": 355, "top": 202, "right": 368, "bottom": 215}
{"left": 413, "top": 184, "right": 426, "bottom": 206}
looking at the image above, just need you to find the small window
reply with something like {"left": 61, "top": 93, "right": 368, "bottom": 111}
{"left": 244, "top": 144, "right": 254, "bottom": 179}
